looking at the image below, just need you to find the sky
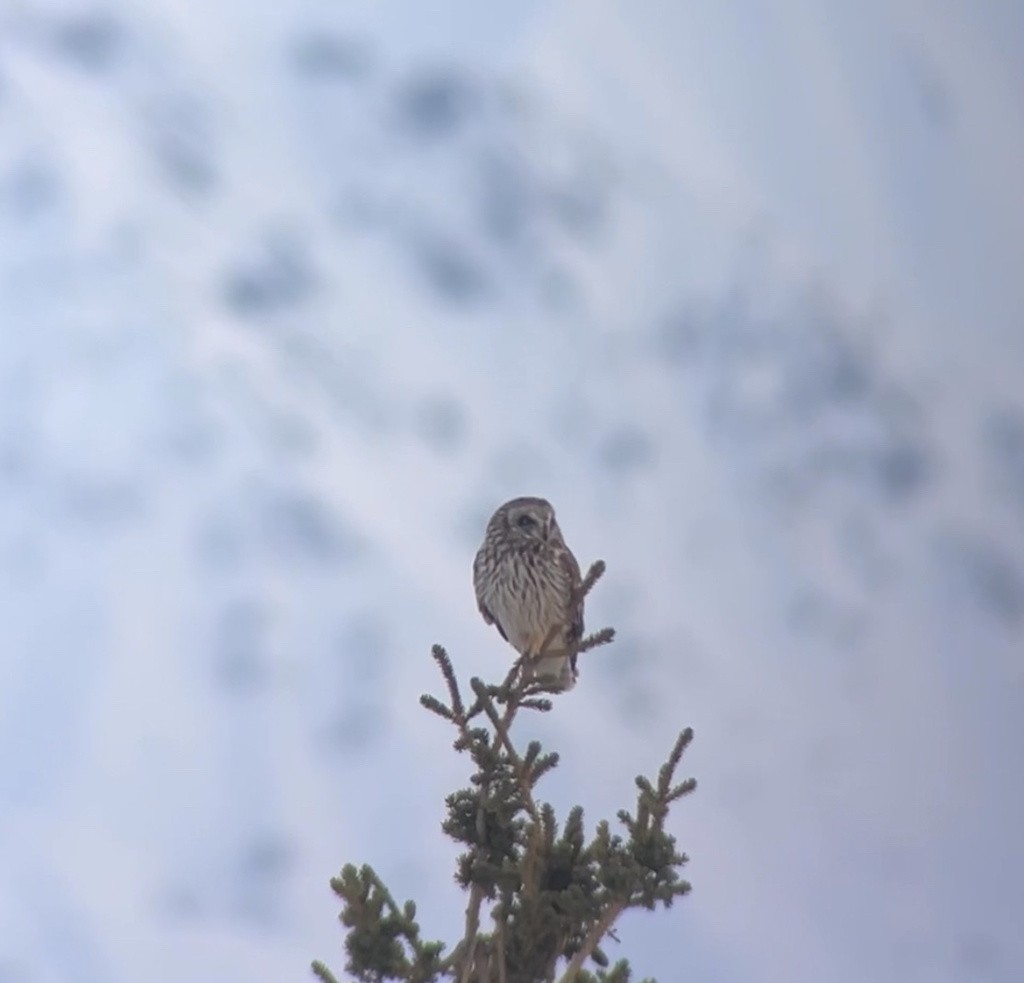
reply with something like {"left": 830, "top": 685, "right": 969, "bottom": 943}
{"left": 0, "top": 2, "right": 1022, "bottom": 982}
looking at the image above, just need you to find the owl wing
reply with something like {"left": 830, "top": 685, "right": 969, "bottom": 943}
{"left": 473, "top": 547, "right": 509, "bottom": 642}
{"left": 479, "top": 599, "right": 509, "bottom": 642}
{"left": 559, "top": 546, "right": 585, "bottom": 644}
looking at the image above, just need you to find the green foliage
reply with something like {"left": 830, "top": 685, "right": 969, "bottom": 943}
{"left": 314, "top": 562, "right": 696, "bottom": 983}
{"left": 311, "top": 865, "right": 446, "bottom": 983}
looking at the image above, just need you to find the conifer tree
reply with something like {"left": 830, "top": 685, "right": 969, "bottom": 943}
{"left": 313, "top": 562, "right": 696, "bottom": 983}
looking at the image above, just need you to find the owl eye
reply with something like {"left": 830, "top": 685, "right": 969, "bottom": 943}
{"left": 516, "top": 513, "right": 537, "bottom": 530}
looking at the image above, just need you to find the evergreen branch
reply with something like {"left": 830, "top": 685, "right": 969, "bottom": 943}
{"left": 573, "top": 562, "right": 614, "bottom": 660}
{"left": 310, "top": 959, "right": 341, "bottom": 983}
{"left": 653, "top": 729, "right": 695, "bottom": 832}
{"left": 471, "top": 677, "right": 540, "bottom": 822}
{"left": 576, "top": 628, "right": 616, "bottom": 656}
{"left": 579, "top": 560, "right": 607, "bottom": 599}
{"left": 496, "top": 660, "right": 530, "bottom": 733}
{"left": 530, "top": 752, "right": 560, "bottom": 786}
{"left": 656, "top": 729, "right": 692, "bottom": 800}
{"left": 317, "top": 633, "right": 696, "bottom": 983}
{"left": 536, "top": 559, "right": 612, "bottom": 664}
{"left": 665, "top": 778, "right": 697, "bottom": 805}
{"left": 498, "top": 657, "right": 527, "bottom": 696}
{"left": 419, "top": 693, "right": 455, "bottom": 722}
{"left": 431, "top": 644, "right": 465, "bottom": 721}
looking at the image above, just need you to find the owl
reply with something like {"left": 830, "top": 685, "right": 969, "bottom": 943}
{"left": 473, "top": 496, "right": 584, "bottom": 691}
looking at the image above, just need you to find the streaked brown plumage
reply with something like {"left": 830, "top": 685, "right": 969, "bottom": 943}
{"left": 473, "top": 496, "right": 584, "bottom": 691}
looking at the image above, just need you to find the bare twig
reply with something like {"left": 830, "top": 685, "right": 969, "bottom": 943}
{"left": 494, "top": 915, "right": 508, "bottom": 983}
{"left": 488, "top": 656, "right": 545, "bottom": 746}
{"left": 536, "top": 621, "right": 565, "bottom": 661}
{"left": 458, "top": 883, "right": 485, "bottom": 983}
{"left": 556, "top": 901, "right": 627, "bottom": 983}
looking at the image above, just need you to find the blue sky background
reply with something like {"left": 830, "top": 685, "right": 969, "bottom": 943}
{"left": 0, "top": 2, "right": 1022, "bottom": 982}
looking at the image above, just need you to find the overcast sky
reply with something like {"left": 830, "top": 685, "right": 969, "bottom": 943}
{"left": 0, "top": 3, "right": 1021, "bottom": 982}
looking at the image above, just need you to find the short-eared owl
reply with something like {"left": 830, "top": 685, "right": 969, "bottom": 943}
{"left": 473, "top": 496, "right": 584, "bottom": 691}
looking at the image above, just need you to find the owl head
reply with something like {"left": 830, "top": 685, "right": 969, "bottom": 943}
{"left": 495, "top": 496, "right": 557, "bottom": 543}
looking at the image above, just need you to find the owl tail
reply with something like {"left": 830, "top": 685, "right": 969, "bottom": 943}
{"left": 532, "top": 650, "right": 578, "bottom": 692}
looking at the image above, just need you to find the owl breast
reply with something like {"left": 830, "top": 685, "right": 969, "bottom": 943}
{"left": 481, "top": 544, "right": 572, "bottom": 658}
